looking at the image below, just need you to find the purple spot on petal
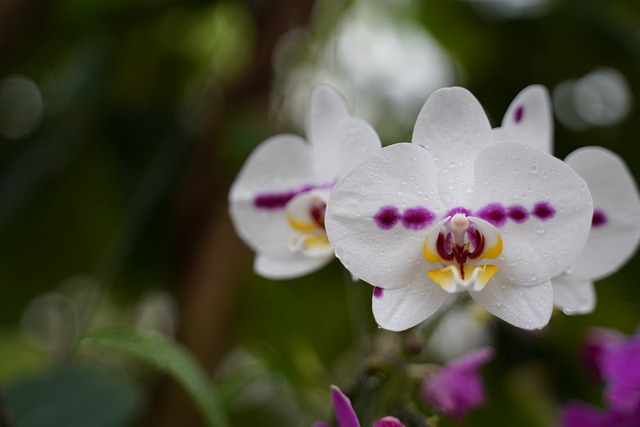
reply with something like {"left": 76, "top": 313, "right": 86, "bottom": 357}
{"left": 514, "top": 105, "right": 524, "bottom": 124}
{"left": 373, "top": 286, "right": 384, "bottom": 299}
{"left": 253, "top": 190, "right": 299, "bottom": 209}
{"left": 507, "top": 204, "right": 529, "bottom": 224}
{"left": 401, "top": 207, "right": 435, "bottom": 230}
{"left": 374, "top": 206, "right": 401, "bottom": 230}
{"left": 532, "top": 201, "right": 556, "bottom": 221}
{"left": 476, "top": 203, "right": 507, "bottom": 227}
{"left": 253, "top": 183, "right": 333, "bottom": 210}
{"left": 592, "top": 209, "right": 607, "bottom": 228}
{"left": 444, "top": 207, "right": 473, "bottom": 218}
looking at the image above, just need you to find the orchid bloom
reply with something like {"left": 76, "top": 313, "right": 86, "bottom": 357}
{"left": 312, "top": 386, "right": 405, "bottom": 427}
{"left": 229, "top": 85, "right": 381, "bottom": 279}
{"left": 421, "top": 347, "right": 494, "bottom": 421}
{"left": 495, "top": 85, "right": 640, "bottom": 314}
{"left": 325, "top": 87, "right": 593, "bottom": 330}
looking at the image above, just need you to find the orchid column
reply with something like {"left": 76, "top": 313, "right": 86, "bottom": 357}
{"left": 325, "top": 87, "right": 593, "bottom": 331}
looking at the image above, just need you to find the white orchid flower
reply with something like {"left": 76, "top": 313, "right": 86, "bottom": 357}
{"left": 229, "top": 85, "right": 381, "bottom": 279}
{"left": 325, "top": 87, "right": 593, "bottom": 331}
{"left": 496, "top": 85, "right": 640, "bottom": 314}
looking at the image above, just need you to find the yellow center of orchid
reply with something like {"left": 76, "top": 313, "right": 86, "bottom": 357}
{"left": 285, "top": 191, "right": 333, "bottom": 257}
{"left": 423, "top": 213, "right": 503, "bottom": 293}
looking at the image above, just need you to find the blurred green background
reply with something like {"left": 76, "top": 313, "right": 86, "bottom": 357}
{"left": 0, "top": 0, "right": 639, "bottom": 426}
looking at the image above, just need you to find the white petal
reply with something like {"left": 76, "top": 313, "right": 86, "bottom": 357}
{"left": 412, "top": 87, "right": 494, "bottom": 206}
{"left": 307, "top": 85, "right": 382, "bottom": 181}
{"left": 552, "top": 275, "right": 596, "bottom": 315}
{"left": 326, "top": 143, "right": 447, "bottom": 289}
{"left": 372, "top": 283, "right": 451, "bottom": 332}
{"left": 493, "top": 85, "right": 553, "bottom": 154}
{"left": 254, "top": 253, "right": 332, "bottom": 280}
{"left": 470, "top": 142, "right": 593, "bottom": 286}
{"left": 470, "top": 279, "right": 553, "bottom": 329}
{"left": 229, "top": 135, "right": 317, "bottom": 256}
{"left": 564, "top": 147, "right": 640, "bottom": 280}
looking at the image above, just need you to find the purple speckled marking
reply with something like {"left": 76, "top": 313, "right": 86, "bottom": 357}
{"left": 592, "top": 209, "right": 607, "bottom": 228}
{"left": 444, "top": 207, "right": 473, "bottom": 218}
{"left": 375, "top": 201, "right": 557, "bottom": 230}
{"left": 253, "top": 183, "right": 332, "bottom": 210}
{"left": 514, "top": 105, "right": 524, "bottom": 123}
{"left": 373, "top": 286, "right": 384, "bottom": 299}
{"left": 476, "top": 203, "right": 507, "bottom": 227}
{"left": 374, "top": 206, "right": 401, "bottom": 230}
{"left": 507, "top": 204, "right": 529, "bottom": 224}
{"left": 401, "top": 207, "right": 436, "bottom": 230}
{"left": 532, "top": 201, "right": 556, "bottom": 221}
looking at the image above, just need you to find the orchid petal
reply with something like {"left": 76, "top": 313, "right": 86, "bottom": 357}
{"left": 229, "top": 134, "right": 316, "bottom": 257}
{"left": 552, "top": 275, "right": 596, "bottom": 315}
{"left": 326, "top": 143, "right": 447, "bottom": 289}
{"left": 470, "top": 279, "right": 553, "bottom": 329}
{"left": 564, "top": 147, "right": 640, "bottom": 280}
{"left": 308, "top": 85, "right": 382, "bottom": 181}
{"left": 493, "top": 85, "right": 553, "bottom": 154}
{"left": 412, "top": 87, "right": 494, "bottom": 206}
{"left": 372, "top": 281, "right": 451, "bottom": 332}
{"left": 470, "top": 142, "right": 592, "bottom": 286}
{"left": 421, "top": 347, "right": 493, "bottom": 421}
{"left": 331, "top": 386, "right": 360, "bottom": 427}
{"left": 255, "top": 253, "right": 332, "bottom": 280}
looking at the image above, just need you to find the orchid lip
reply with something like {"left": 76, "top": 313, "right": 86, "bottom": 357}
{"left": 285, "top": 190, "right": 332, "bottom": 257}
{"left": 424, "top": 214, "right": 503, "bottom": 293}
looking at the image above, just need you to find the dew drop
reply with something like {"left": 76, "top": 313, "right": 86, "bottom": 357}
{"left": 535, "top": 224, "right": 545, "bottom": 234}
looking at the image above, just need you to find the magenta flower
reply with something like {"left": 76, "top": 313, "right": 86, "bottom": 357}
{"left": 558, "top": 327, "right": 640, "bottom": 427}
{"left": 559, "top": 401, "right": 640, "bottom": 427}
{"left": 420, "top": 347, "right": 494, "bottom": 421}
{"left": 313, "top": 386, "right": 405, "bottom": 427}
{"left": 600, "top": 329, "right": 640, "bottom": 413}
{"left": 581, "top": 327, "right": 625, "bottom": 381}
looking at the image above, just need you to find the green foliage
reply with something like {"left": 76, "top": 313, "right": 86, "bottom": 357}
{"left": 77, "top": 328, "right": 229, "bottom": 427}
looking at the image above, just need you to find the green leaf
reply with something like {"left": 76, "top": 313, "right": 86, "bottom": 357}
{"left": 77, "top": 328, "right": 228, "bottom": 427}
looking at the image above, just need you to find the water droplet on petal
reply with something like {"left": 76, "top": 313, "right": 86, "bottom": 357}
{"left": 535, "top": 224, "right": 545, "bottom": 234}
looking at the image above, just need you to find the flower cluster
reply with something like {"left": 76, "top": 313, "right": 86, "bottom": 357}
{"left": 558, "top": 327, "right": 640, "bottom": 427}
{"left": 229, "top": 83, "right": 640, "bottom": 331}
